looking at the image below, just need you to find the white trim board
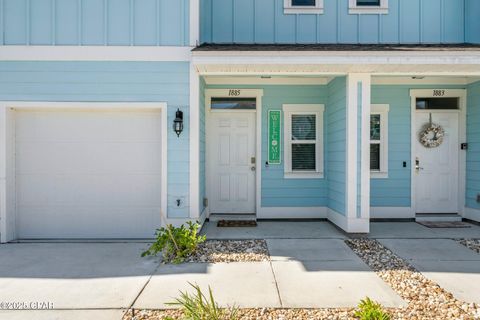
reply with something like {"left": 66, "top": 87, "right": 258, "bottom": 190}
{"left": 204, "top": 89, "right": 264, "bottom": 217}
{"left": 409, "top": 89, "right": 467, "bottom": 216}
{"left": 189, "top": 64, "right": 200, "bottom": 219}
{"left": 464, "top": 207, "right": 480, "bottom": 222}
{"left": 0, "top": 101, "right": 168, "bottom": 243}
{"left": 0, "top": 46, "right": 192, "bottom": 61}
{"left": 327, "top": 208, "right": 370, "bottom": 233}
{"left": 257, "top": 207, "right": 327, "bottom": 219}
{"left": 370, "top": 207, "right": 415, "bottom": 219}
{"left": 204, "top": 76, "right": 332, "bottom": 86}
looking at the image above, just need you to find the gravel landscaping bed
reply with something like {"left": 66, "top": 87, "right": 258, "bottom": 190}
{"left": 184, "top": 239, "right": 270, "bottom": 263}
{"left": 125, "top": 308, "right": 357, "bottom": 320}
{"left": 456, "top": 239, "right": 480, "bottom": 254}
{"left": 345, "top": 238, "right": 480, "bottom": 320}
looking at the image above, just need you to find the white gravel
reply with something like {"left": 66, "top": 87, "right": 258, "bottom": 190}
{"left": 346, "top": 238, "right": 480, "bottom": 320}
{"left": 184, "top": 239, "right": 270, "bottom": 263}
{"left": 456, "top": 239, "right": 480, "bottom": 254}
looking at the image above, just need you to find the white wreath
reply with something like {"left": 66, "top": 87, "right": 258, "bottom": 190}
{"left": 419, "top": 123, "right": 445, "bottom": 148}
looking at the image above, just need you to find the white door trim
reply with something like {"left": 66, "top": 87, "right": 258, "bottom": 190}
{"left": 409, "top": 89, "right": 467, "bottom": 216}
{"left": 0, "top": 101, "right": 168, "bottom": 243}
{"left": 205, "top": 89, "right": 264, "bottom": 217}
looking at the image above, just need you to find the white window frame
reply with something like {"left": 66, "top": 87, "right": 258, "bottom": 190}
{"left": 370, "top": 104, "right": 389, "bottom": 179}
{"left": 283, "top": 104, "right": 324, "bottom": 179}
{"left": 349, "top": 0, "right": 388, "bottom": 14}
{"left": 284, "top": 0, "right": 324, "bottom": 14}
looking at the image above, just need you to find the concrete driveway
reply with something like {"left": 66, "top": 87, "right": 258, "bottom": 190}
{"left": 0, "top": 242, "right": 159, "bottom": 320}
{"left": 0, "top": 221, "right": 479, "bottom": 319}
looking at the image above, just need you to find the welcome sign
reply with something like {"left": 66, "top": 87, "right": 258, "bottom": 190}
{"left": 268, "top": 110, "right": 281, "bottom": 165}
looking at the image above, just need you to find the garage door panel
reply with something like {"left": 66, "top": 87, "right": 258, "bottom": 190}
{"left": 16, "top": 206, "right": 161, "bottom": 239}
{"left": 15, "top": 109, "right": 163, "bottom": 239}
{"left": 16, "top": 142, "right": 162, "bottom": 175}
{"left": 17, "top": 174, "right": 162, "bottom": 207}
{"left": 16, "top": 111, "right": 162, "bottom": 143}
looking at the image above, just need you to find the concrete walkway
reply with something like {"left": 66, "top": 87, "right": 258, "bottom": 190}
{"left": 1, "top": 221, "right": 479, "bottom": 319}
{"left": 379, "top": 238, "right": 480, "bottom": 304}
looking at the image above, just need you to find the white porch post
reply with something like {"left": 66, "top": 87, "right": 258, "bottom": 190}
{"left": 189, "top": 64, "right": 200, "bottom": 220}
{"left": 346, "top": 73, "right": 371, "bottom": 233}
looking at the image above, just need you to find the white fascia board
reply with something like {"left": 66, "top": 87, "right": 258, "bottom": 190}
{"left": 0, "top": 46, "right": 192, "bottom": 61}
{"left": 192, "top": 50, "right": 480, "bottom": 63}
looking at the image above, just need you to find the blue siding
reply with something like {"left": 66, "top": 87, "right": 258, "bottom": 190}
{"left": 200, "top": 0, "right": 468, "bottom": 44}
{"left": 0, "top": 61, "right": 191, "bottom": 218}
{"left": 370, "top": 84, "right": 466, "bottom": 208}
{"left": 199, "top": 78, "right": 206, "bottom": 215}
{"left": 1, "top": 0, "right": 189, "bottom": 46}
{"left": 466, "top": 0, "right": 480, "bottom": 44}
{"left": 206, "top": 84, "right": 328, "bottom": 208}
{"left": 326, "top": 77, "right": 346, "bottom": 215}
{"left": 467, "top": 81, "right": 480, "bottom": 209}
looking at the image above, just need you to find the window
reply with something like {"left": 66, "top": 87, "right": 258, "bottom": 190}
{"left": 211, "top": 97, "right": 256, "bottom": 110}
{"left": 416, "top": 97, "right": 459, "bottom": 110}
{"left": 349, "top": 0, "right": 388, "bottom": 14}
{"left": 370, "top": 104, "right": 389, "bottom": 178}
{"left": 284, "top": 0, "right": 324, "bottom": 14}
{"left": 283, "top": 104, "right": 324, "bottom": 178}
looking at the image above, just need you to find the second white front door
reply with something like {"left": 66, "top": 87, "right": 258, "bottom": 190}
{"left": 415, "top": 112, "right": 459, "bottom": 213}
{"left": 208, "top": 112, "right": 256, "bottom": 214}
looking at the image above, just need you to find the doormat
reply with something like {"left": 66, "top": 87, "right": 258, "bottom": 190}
{"left": 217, "top": 220, "right": 257, "bottom": 228}
{"left": 417, "top": 221, "right": 471, "bottom": 228}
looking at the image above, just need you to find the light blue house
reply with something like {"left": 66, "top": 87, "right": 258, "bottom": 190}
{"left": 0, "top": 0, "right": 479, "bottom": 242}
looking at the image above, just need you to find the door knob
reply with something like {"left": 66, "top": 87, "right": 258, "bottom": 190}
{"left": 251, "top": 166, "right": 256, "bottom": 171}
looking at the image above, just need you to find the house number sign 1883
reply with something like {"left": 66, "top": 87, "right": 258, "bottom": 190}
{"left": 268, "top": 110, "right": 281, "bottom": 165}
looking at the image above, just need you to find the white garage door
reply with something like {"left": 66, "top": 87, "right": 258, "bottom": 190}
{"left": 15, "top": 109, "right": 163, "bottom": 239}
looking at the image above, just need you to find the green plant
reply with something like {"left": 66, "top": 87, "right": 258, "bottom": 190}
{"left": 354, "top": 297, "right": 391, "bottom": 320}
{"left": 167, "top": 283, "right": 238, "bottom": 320}
{"left": 142, "top": 222, "right": 206, "bottom": 264}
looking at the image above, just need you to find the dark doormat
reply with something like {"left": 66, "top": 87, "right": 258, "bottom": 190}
{"left": 417, "top": 221, "right": 471, "bottom": 228}
{"left": 217, "top": 220, "right": 257, "bottom": 228}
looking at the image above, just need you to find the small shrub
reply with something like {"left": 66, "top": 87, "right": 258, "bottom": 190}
{"left": 167, "top": 282, "right": 238, "bottom": 320}
{"left": 142, "top": 222, "right": 206, "bottom": 264}
{"left": 354, "top": 297, "right": 391, "bottom": 320}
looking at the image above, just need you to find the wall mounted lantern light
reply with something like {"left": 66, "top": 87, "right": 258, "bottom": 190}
{"left": 173, "top": 108, "right": 184, "bottom": 137}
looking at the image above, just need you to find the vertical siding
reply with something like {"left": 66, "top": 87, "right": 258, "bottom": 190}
{"left": 326, "top": 77, "right": 346, "bottom": 215}
{"left": 0, "top": 61, "right": 191, "bottom": 218}
{"left": 1, "top": 0, "right": 189, "bottom": 46}
{"left": 205, "top": 84, "right": 328, "bottom": 208}
{"left": 200, "top": 0, "right": 467, "bottom": 44}
{"left": 465, "top": 0, "right": 480, "bottom": 44}
{"left": 467, "top": 81, "right": 480, "bottom": 209}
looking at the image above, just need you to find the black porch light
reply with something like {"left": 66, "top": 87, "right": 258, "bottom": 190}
{"left": 173, "top": 108, "right": 184, "bottom": 137}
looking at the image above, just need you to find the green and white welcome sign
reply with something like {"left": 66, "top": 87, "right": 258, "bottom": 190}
{"left": 268, "top": 110, "right": 281, "bottom": 165}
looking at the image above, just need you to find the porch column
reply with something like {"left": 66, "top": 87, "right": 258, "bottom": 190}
{"left": 345, "top": 73, "right": 371, "bottom": 233}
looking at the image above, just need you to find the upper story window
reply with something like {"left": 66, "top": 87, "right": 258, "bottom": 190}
{"left": 284, "top": 0, "right": 324, "bottom": 14}
{"left": 349, "top": 0, "right": 388, "bottom": 14}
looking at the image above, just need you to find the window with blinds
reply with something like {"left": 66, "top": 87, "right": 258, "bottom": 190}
{"left": 291, "top": 115, "right": 316, "bottom": 171}
{"left": 283, "top": 104, "right": 324, "bottom": 178}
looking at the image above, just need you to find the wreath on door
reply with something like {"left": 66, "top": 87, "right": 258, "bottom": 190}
{"left": 419, "top": 117, "right": 445, "bottom": 149}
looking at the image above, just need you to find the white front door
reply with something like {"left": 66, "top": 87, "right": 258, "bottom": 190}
{"left": 208, "top": 112, "right": 256, "bottom": 214}
{"left": 415, "top": 112, "right": 459, "bottom": 213}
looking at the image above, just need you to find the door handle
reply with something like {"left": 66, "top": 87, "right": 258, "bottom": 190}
{"left": 415, "top": 157, "right": 424, "bottom": 172}
{"left": 251, "top": 166, "right": 256, "bottom": 171}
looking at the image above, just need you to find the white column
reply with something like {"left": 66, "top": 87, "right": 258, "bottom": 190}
{"left": 345, "top": 74, "right": 371, "bottom": 233}
{"left": 189, "top": 64, "right": 200, "bottom": 219}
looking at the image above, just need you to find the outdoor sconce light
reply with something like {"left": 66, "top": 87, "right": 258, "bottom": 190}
{"left": 173, "top": 108, "right": 184, "bottom": 137}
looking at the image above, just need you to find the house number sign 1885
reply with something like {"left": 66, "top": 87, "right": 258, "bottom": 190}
{"left": 228, "top": 89, "right": 241, "bottom": 96}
